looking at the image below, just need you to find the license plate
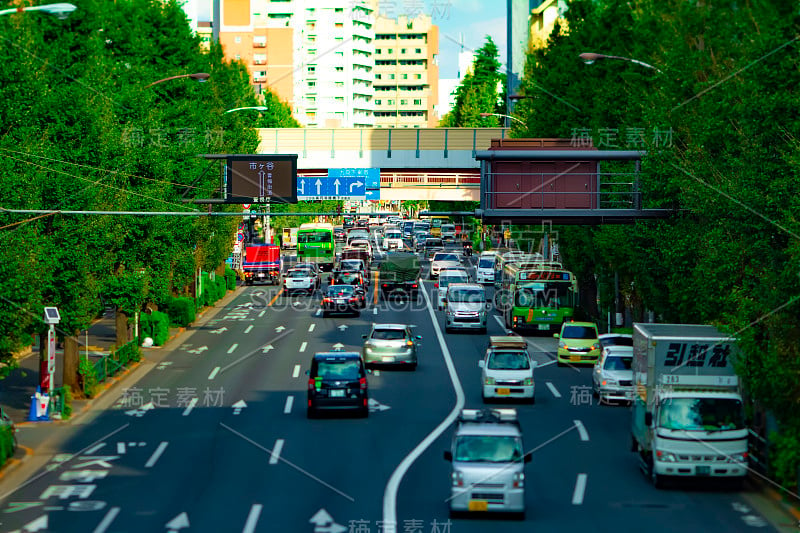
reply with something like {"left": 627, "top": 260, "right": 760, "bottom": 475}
{"left": 538, "top": 324, "right": 549, "bottom": 330}
{"left": 496, "top": 388, "right": 510, "bottom": 395}
{"left": 570, "top": 355, "right": 581, "bottom": 362}
{"left": 258, "top": 273, "right": 264, "bottom": 277}
{"left": 382, "top": 356, "right": 394, "bottom": 362}
{"left": 696, "top": 466, "right": 710, "bottom": 476}
{"left": 468, "top": 500, "right": 488, "bottom": 512}
{"left": 329, "top": 390, "right": 345, "bottom": 398}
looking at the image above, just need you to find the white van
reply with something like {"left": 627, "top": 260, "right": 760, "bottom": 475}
{"left": 476, "top": 252, "right": 498, "bottom": 284}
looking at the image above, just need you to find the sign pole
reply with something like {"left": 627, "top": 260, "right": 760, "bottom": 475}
{"left": 46, "top": 325, "right": 56, "bottom": 394}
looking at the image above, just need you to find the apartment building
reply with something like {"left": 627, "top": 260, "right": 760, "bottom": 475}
{"left": 372, "top": 14, "right": 439, "bottom": 128}
{"left": 183, "top": 0, "right": 376, "bottom": 128}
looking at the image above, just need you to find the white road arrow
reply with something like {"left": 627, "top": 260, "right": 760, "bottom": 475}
{"left": 262, "top": 344, "right": 274, "bottom": 353}
{"left": 275, "top": 326, "right": 286, "bottom": 332}
{"left": 298, "top": 179, "right": 305, "bottom": 195}
{"left": 10, "top": 513, "right": 48, "bottom": 532}
{"left": 368, "top": 398, "right": 391, "bottom": 412}
{"left": 332, "top": 343, "right": 345, "bottom": 350}
{"left": 157, "top": 362, "right": 173, "bottom": 370}
{"left": 210, "top": 327, "right": 228, "bottom": 334}
{"left": 140, "top": 402, "right": 155, "bottom": 412}
{"left": 337, "top": 324, "right": 348, "bottom": 331}
{"left": 187, "top": 346, "right": 208, "bottom": 354}
{"left": 333, "top": 178, "right": 341, "bottom": 195}
{"left": 315, "top": 179, "right": 322, "bottom": 195}
{"left": 349, "top": 180, "right": 363, "bottom": 192}
{"left": 165, "top": 512, "right": 190, "bottom": 532}
{"left": 309, "top": 509, "right": 347, "bottom": 533}
{"left": 293, "top": 301, "right": 301, "bottom": 306}
{"left": 232, "top": 400, "right": 247, "bottom": 415}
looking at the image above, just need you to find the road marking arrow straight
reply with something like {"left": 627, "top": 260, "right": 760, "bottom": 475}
{"left": 262, "top": 344, "right": 274, "bottom": 353}
{"left": 10, "top": 514, "right": 48, "bottom": 533}
{"left": 309, "top": 509, "right": 347, "bottom": 533}
{"left": 210, "top": 327, "right": 228, "bottom": 334}
{"left": 275, "top": 326, "right": 286, "bottom": 332}
{"left": 337, "top": 325, "right": 348, "bottom": 331}
{"left": 165, "top": 512, "right": 190, "bottom": 532}
{"left": 368, "top": 398, "right": 391, "bottom": 412}
{"left": 232, "top": 400, "right": 247, "bottom": 415}
{"left": 332, "top": 343, "right": 345, "bottom": 350}
{"left": 187, "top": 346, "right": 208, "bottom": 354}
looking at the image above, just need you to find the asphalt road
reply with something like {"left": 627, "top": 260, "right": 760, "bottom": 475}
{"left": 0, "top": 242, "right": 784, "bottom": 532}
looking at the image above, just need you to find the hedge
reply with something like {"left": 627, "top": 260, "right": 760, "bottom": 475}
{"left": 0, "top": 425, "right": 14, "bottom": 467}
{"left": 162, "top": 296, "right": 196, "bottom": 327}
{"left": 140, "top": 310, "right": 170, "bottom": 346}
{"left": 225, "top": 267, "right": 237, "bottom": 290}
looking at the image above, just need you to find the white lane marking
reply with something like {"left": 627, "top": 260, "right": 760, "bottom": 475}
{"left": 383, "top": 280, "right": 465, "bottom": 528}
{"left": 259, "top": 310, "right": 266, "bottom": 318}
{"left": 572, "top": 473, "right": 587, "bottom": 505}
{"left": 537, "top": 359, "right": 557, "bottom": 368}
{"left": 182, "top": 398, "right": 198, "bottom": 417}
{"left": 227, "top": 343, "right": 239, "bottom": 354}
{"left": 292, "top": 364, "right": 301, "bottom": 378}
{"left": 308, "top": 323, "right": 315, "bottom": 332}
{"left": 299, "top": 341, "right": 307, "bottom": 352}
{"left": 283, "top": 396, "right": 294, "bottom": 414}
{"left": 546, "top": 382, "right": 561, "bottom": 398}
{"left": 116, "top": 442, "right": 125, "bottom": 454}
{"left": 244, "top": 325, "right": 253, "bottom": 333}
{"left": 84, "top": 443, "right": 106, "bottom": 455}
{"left": 493, "top": 315, "right": 506, "bottom": 329}
{"left": 242, "top": 504, "right": 263, "bottom": 533}
{"left": 208, "top": 367, "right": 220, "bottom": 380}
{"left": 373, "top": 307, "right": 378, "bottom": 315}
{"left": 315, "top": 309, "right": 322, "bottom": 317}
{"left": 269, "top": 439, "right": 284, "bottom": 465}
{"left": 574, "top": 420, "right": 590, "bottom": 441}
{"left": 145, "top": 442, "right": 169, "bottom": 468}
{"left": 92, "top": 506, "right": 121, "bottom": 533}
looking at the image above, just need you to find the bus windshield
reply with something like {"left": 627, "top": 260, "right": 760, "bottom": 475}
{"left": 298, "top": 231, "right": 331, "bottom": 244}
{"left": 514, "top": 283, "right": 571, "bottom": 309}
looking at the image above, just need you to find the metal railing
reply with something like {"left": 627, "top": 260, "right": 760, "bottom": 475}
{"left": 748, "top": 428, "right": 770, "bottom": 477}
{"left": 380, "top": 172, "right": 480, "bottom": 187}
{"left": 90, "top": 337, "right": 141, "bottom": 386}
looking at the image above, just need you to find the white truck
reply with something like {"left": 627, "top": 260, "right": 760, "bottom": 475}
{"left": 631, "top": 324, "right": 748, "bottom": 488}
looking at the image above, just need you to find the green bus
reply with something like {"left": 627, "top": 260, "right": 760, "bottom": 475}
{"left": 498, "top": 262, "right": 578, "bottom": 332}
{"left": 297, "top": 223, "right": 335, "bottom": 272}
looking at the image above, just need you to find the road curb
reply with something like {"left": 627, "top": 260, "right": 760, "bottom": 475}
{"left": 0, "top": 445, "right": 33, "bottom": 480}
{"left": 749, "top": 475, "right": 800, "bottom": 523}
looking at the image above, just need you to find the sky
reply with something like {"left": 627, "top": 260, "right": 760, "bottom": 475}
{"left": 377, "top": 0, "right": 508, "bottom": 79}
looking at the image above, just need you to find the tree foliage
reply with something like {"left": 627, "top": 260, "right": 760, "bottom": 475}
{"left": 0, "top": 0, "right": 297, "bottom": 372}
{"left": 515, "top": 0, "right": 800, "bottom": 485}
{"left": 439, "top": 37, "right": 504, "bottom": 127}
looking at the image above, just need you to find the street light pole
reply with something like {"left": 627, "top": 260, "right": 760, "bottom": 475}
{"left": 479, "top": 112, "right": 525, "bottom": 126}
{"left": 0, "top": 2, "right": 76, "bottom": 18}
{"left": 579, "top": 52, "right": 663, "bottom": 73}
{"left": 144, "top": 72, "right": 210, "bottom": 89}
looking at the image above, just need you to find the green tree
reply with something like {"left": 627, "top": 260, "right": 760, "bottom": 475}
{"left": 439, "top": 37, "right": 504, "bottom": 127}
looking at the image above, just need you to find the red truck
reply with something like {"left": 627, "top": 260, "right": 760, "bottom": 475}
{"left": 243, "top": 244, "right": 281, "bottom": 285}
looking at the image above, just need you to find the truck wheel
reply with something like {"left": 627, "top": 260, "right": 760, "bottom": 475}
{"left": 649, "top": 456, "right": 665, "bottom": 489}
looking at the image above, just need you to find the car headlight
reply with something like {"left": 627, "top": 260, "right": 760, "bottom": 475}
{"left": 523, "top": 378, "right": 534, "bottom": 386}
{"left": 655, "top": 450, "right": 677, "bottom": 462}
{"left": 727, "top": 452, "right": 748, "bottom": 464}
{"left": 452, "top": 470, "right": 463, "bottom": 487}
{"left": 485, "top": 377, "right": 495, "bottom": 385}
{"left": 558, "top": 341, "right": 567, "bottom": 349}
{"left": 590, "top": 344, "right": 598, "bottom": 351}
{"left": 601, "top": 379, "right": 618, "bottom": 387}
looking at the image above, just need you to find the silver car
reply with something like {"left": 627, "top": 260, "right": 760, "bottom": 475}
{"left": 444, "top": 283, "right": 488, "bottom": 333}
{"left": 444, "top": 408, "right": 530, "bottom": 519}
{"left": 436, "top": 270, "right": 470, "bottom": 309}
{"left": 361, "top": 324, "right": 420, "bottom": 369}
{"left": 592, "top": 346, "right": 634, "bottom": 404}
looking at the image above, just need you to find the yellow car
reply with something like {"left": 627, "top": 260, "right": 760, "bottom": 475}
{"left": 554, "top": 321, "right": 600, "bottom": 366}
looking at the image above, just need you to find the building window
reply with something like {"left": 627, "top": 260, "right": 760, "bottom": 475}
{"left": 335, "top": 97, "right": 344, "bottom": 102}
{"left": 375, "top": 73, "right": 382, "bottom": 79}
{"left": 335, "top": 7, "right": 343, "bottom": 13}
{"left": 308, "top": 81, "right": 316, "bottom": 88}
{"left": 234, "top": 36, "right": 242, "bottom": 44}
{"left": 413, "top": 99, "right": 421, "bottom": 105}
{"left": 389, "top": 74, "right": 395, "bottom": 79}
{"left": 400, "top": 99, "right": 407, "bottom": 105}
{"left": 253, "top": 35, "right": 266, "bottom": 47}
{"left": 308, "top": 49, "right": 317, "bottom": 56}
{"left": 234, "top": 54, "right": 241, "bottom": 60}
{"left": 335, "top": 22, "right": 343, "bottom": 28}
{"left": 306, "top": 21, "right": 316, "bottom": 30}
{"left": 335, "top": 81, "right": 344, "bottom": 87}
{"left": 253, "top": 53, "right": 267, "bottom": 65}
{"left": 375, "top": 99, "right": 381, "bottom": 105}
{"left": 308, "top": 35, "right": 316, "bottom": 43}
{"left": 335, "top": 66, "right": 344, "bottom": 72}
{"left": 401, "top": 48, "right": 406, "bottom": 54}
{"left": 388, "top": 48, "right": 393, "bottom": 54}
{"left": 402, "top": 74, "right": 408, "bottom": 79}
{"left": 387, "top": 100, "right": 394, "bottom": 105}
{"left": 307, "top": 65, "right": 316, "bottom": 74}
{"left": 415, "top": 48, "right": 421, "bottom": 53}
{"left": 335, "top": 37, "right": 343, "bottom": 43}
{"left": 414, "top": 74, "right": 422, "bottom": 79}
{"left": 308, "top": 97, "right": 317, "bottom": 105}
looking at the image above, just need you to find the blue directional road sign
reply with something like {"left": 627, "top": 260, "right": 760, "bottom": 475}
{"left": 297, "top": 176, "right": 366, "bottom": 200}
{"left": 365, "top": 188, "right": 380, "bottom": 200}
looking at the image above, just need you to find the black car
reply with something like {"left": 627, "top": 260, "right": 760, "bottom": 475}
{"left": 307, "top": 351, "right": 369, "bottom": 418}
{"left": 333, "top": 227, "right": 346, "bottom": 241}
{"left": 321, "top": 284, "right": 365, "bottom": 317}
{"left": 330, "top": 269, "right": 367, "bottom": 291}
